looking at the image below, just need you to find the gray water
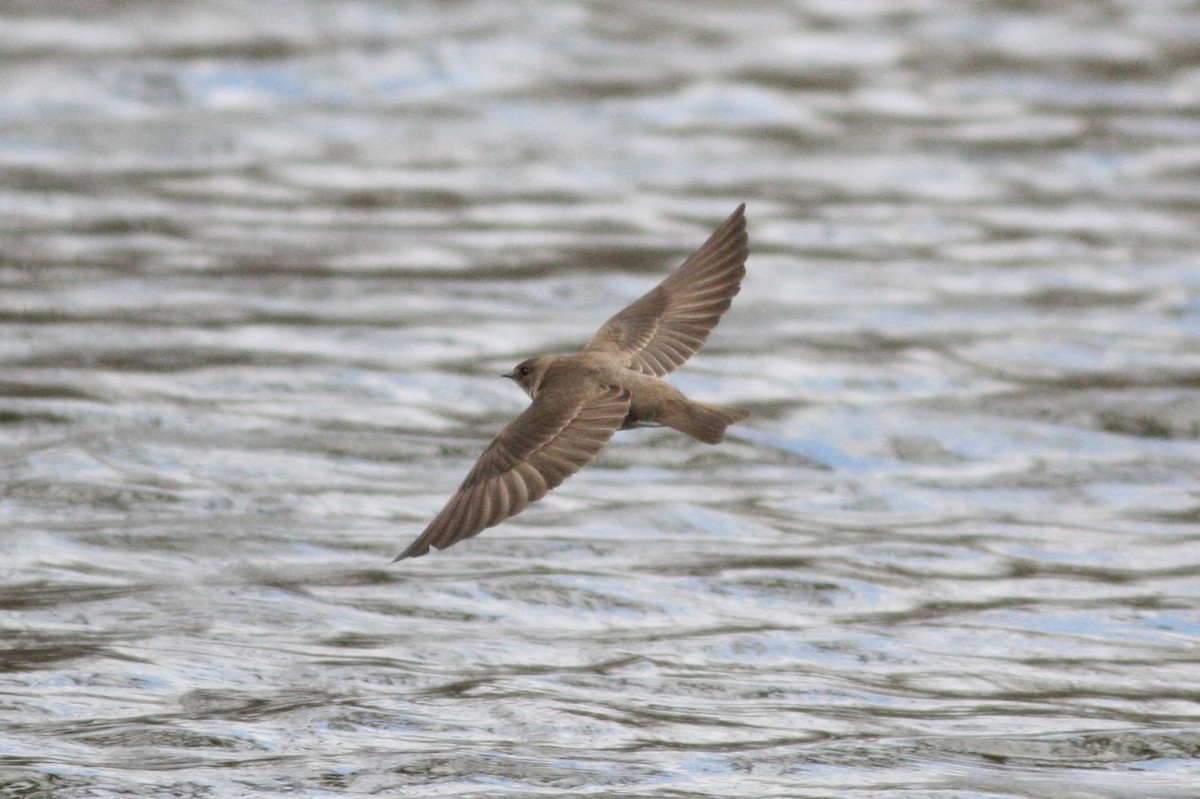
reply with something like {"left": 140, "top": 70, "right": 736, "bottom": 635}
{"left": 2, "top": 1, "right": 1199, "bottom": 796}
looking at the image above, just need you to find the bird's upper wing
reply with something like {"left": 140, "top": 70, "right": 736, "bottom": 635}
{"left": 393, "top": 383, "right": 631, "bottom": 560}
{"left": 583, "top": 203, "right": 748, "bottom": 376}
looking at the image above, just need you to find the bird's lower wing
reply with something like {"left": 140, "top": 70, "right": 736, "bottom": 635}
{"left": 393, "top": 384, "right": 631, "bottom": 560}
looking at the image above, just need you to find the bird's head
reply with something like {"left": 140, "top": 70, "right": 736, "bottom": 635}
{"left": 503, "top": 356, "right": 553, "bottom": 398}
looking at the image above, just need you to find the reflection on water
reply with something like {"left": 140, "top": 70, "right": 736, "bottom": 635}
{"left": 2, "top": 1, "right": 1199, "bottom": 797}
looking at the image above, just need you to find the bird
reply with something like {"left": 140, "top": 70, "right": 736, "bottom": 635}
{"left": 394, "top": 203, "right": 750, "bottom": 561}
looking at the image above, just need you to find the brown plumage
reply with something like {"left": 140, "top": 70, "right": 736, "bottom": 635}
{"left": 395, "top": 204, "right": 750, "bottom": 561}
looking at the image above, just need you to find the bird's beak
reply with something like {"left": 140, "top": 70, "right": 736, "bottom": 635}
{"left": 502, "top": 371, "right": 515, "bottom": 380}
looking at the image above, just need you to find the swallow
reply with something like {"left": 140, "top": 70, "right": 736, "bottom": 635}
{"left": 395, "top": 204, "right": 750, "bottom": 560}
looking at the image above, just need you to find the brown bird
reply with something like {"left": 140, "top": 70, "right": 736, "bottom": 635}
{"left": 394, "top": 204, "right": 750, "bottom": 561}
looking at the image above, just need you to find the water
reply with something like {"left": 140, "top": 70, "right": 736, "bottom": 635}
{"left": 2, "top": 1, "right": 1199, "bottom": 796}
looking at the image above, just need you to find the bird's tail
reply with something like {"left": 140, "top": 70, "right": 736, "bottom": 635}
{"left": 658, "top": 399, "right": 750, "bottom": 445}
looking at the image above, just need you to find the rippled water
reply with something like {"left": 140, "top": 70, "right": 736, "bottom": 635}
{"left": 3, "top": 1, "right": 1200, "bottom": 796}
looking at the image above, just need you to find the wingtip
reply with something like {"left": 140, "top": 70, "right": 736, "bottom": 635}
{"left": 723, "top": 203, "right": 747, "bottom": 236}
{"left": 391, "top": 542, "right": 428, "bottom": 562}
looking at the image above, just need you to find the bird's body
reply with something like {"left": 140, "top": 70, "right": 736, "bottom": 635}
{"left": 395, "top": 204, "right": 751, "bottom": 561}
{"left": 505, "top": 349, "right": 747, "bottom": 441}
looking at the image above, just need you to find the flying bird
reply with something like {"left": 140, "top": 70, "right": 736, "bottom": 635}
{"left": 395, "top": 204, "right": 750, "bottom": 560}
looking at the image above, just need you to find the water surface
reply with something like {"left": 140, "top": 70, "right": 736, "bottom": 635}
{"left": 2, "top": 1, "right": 1199, "bottom": 797}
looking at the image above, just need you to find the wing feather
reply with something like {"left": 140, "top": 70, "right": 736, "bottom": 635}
{"left": 394, "top": 384, "right": 630, "bottom": 560}
{"left": 585, "top": 204, "right": 748, "bottom": 376}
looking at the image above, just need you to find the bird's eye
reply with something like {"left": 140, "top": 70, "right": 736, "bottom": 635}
{"left": 518, "top": 366, "right": 530, "bottom": 377}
